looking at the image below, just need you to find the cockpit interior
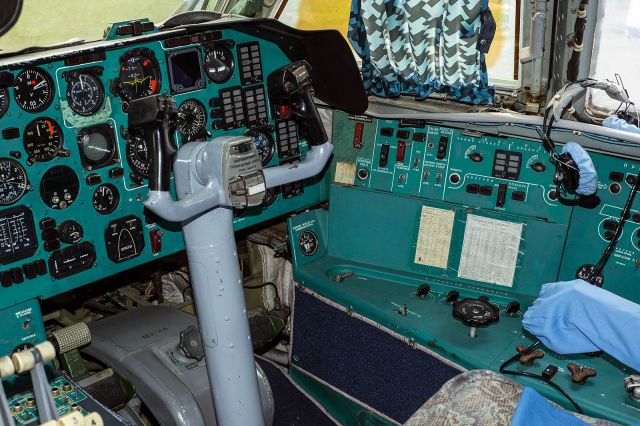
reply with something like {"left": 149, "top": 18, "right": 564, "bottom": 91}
{"left": 0, "top": 0, "right": 639, "bottom": 424}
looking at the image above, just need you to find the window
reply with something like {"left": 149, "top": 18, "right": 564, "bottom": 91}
{"left": 0, "top": 0, "right": 190, "bottom": 52}
{"left": 276, "top": 0, "right": 519, "bottom": 86}
{"left": 587, "top": 0, "right": 640, "bottom": 115}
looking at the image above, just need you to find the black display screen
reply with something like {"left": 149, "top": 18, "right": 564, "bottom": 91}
{"left": 169, "top": 49, "right": 204, "bottom": 93}
{"left": 0, "top": 205, "right": 38, "bottom": 264}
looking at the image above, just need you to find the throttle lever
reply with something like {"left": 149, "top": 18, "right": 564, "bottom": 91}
{"left": 128, "top": 95, "right": 178, "bottom": 191}
{"left": 268, "top": 61, "right": 327, "bottom": 147}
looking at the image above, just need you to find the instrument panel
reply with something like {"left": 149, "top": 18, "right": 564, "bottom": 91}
{"left": 0, "top": 22, "right": 331, "bottom": 310}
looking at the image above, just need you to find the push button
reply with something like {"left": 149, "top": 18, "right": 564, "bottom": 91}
{"left": 1, "top": 271, "right": 12, "bottom": 287}
{"left": 466, "top": 184, "right": 479, "bottom": 194}
{"left": 512, "top": 191, "right": 525, "bottom": 201}
{"left": 35, "top": 259, "right": 47, "bottom": 276}
{"left": 22, "top": 263, "right": 36, "bottom": 280}
{"left": 10, "top": 268, "right": 23, "bottom": 284}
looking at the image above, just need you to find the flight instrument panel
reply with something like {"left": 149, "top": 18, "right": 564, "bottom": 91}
{"left": 0, "top": 18, "right": 346, "bottom": 315}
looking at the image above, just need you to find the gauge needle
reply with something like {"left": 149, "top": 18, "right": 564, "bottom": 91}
{"left": 36, "top": 125, "right": 41, "bottom": 137}
{"left": 80, "top": 75, "right": 85, "bottom": 90}
{"left": 33, "top": 80, "right": 46, "bottom": 90}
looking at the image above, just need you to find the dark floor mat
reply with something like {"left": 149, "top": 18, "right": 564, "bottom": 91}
{"left": 257, "top": 358, "right": 335, "bottom": 426}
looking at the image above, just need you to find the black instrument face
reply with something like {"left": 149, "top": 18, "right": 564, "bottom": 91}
{"left": 13, "top": 68, "right": 54, "bottom": 112}
{"left": 298, "top": 230, "right": 319, "bottom": 256}
{"left": 58, "top": 220, "right": 83, "bottom": 244}
{"left": 118, "top": 51, "right": 161, "bottom": 102}
{"left": 204, "top": 45, "right": 234, "bottom": 83}
{"left": 248, "top": 130, "right": 275, "bottom": 166}
{"left": 23, "top": 118, "right": 63, "bottom": 162}
{"left": 0, "top": 206, "right": 38, "bottom": 265}
{"left": 40, "top": 165, "right": 80, "bottom": 210}
{"left": 92, "top": 183, "right": 119, "bottom": 214}
{"left": 177, "top": 99, "right": 207, "bottom": 142}
{"left": 77, "top": 124, "right": 117, "bottom": 169}
{"left": 0, "top": 158, "right": 28, "bottom": 206}
{"left": 66, "top": 72, "right": 105, "bottom": 116}
{"left": 0, "top": 87, "right": 8, "bottom": 118}
{"left": 126, "top": 134, "right": 151, "bottom": 178}
{"left": 104, "top": 215, "right": 145, "bottom": 263}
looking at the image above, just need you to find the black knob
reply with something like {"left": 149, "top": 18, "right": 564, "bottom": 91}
{"left": 445, "top": 290, "right": 459, "bottom": 303}
{"left": 179, "top": 326, "right": 204, "bottom": 361}
{"left": 416, "top": 284, "right": 430, "bottom": 299}
{"left": 506, "top": 301, "right": 520, "bottom": 315}
{"left": 452, "top": 298, "right": 500, "bottom": 328}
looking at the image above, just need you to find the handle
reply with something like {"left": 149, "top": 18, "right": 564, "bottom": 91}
{"left": 128, "top": 95, "right": 178, "bottom": 191}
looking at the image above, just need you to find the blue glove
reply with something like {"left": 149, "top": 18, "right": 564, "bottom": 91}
{"left": 603, "top": 116, "right": 640, "bottom": 135}
{"left": 523, "top": 279, "right": 640, "bottom": 372}
{"left": 511, "top": 387, "right": 589, "bottom": 426}
{"left": 561, "top": 142, "right": 598, "bottom": 196}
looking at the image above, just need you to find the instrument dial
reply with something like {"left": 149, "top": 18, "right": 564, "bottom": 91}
{"left": 13, "top": 68, "right": 54, "bottom": 112}
{"left": 0, "top": 88, "right": 8, "bottom": 118}
{"left": 92, "top": 183, "right": 119, "bottom": 214}
{"left": 77, "top": 124, "right": 116, "bottom": 169}
{"left": 0, "top": 158, "right": 28, "bottom": 206}
{"left": 58, "top": 220, "right": 83, "bottom": 244}
{"left": 126, "top": 134, "right": 150, "bottom": 178}
{"left": 118, "top": 50, "right": 161, "bottom": 102}
{"left": 204, "top": 45, "right": 234, "bottom": 83}
{"left": 177, "top": 99, "right": 207, "bottom": 142}
{"left": 247, "top": 130, "right": 275, "bottom": 166}
{"left": 66, "top": 72, "right": 104, "bottom": 116}
{"left": 23, "top": 118, "right": 63, "bottom": 162}
{"left": 40, "top": 165, "right": 79, "bottom": 210}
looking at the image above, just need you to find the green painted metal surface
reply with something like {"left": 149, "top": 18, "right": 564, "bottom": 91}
{"left": 288, "top": 111, "right": 640, "bottom": 424}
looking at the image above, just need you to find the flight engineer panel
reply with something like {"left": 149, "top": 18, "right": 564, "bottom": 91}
{"left": 0, "top": 21, "right": 329, "bottom": 313}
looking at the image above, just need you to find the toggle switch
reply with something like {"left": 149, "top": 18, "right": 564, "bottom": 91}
{"left": 379, "top": 143, "right": 390, "bottom": 167}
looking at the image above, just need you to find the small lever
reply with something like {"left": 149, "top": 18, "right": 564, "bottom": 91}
{"left": 516, "top": 344, "right": 545, "bottom": 366}
{"left": 567, "top": 363, "right": 597, "bottom": 384}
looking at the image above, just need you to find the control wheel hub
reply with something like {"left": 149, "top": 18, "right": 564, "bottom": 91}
{"left": 452, "top": 297, "right": 499, "bottom": 338}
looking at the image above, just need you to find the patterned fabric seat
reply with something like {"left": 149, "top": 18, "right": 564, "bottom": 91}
{"left": 404, "top": 370, "right": 619, "bottom": 425}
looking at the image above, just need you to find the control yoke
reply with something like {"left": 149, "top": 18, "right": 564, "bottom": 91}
{"left": 130, "top": 61, "right": 333, "bottom": 221}
{"left": 267, "top": 60, "right": 328, "bottom": 147}
{"left": 127, "top": 61, "right": 331, "bottom": 426}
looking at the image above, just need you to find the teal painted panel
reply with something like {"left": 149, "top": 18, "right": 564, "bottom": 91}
{"left": 0, "top": 28, "right": 329, "bottom": 311}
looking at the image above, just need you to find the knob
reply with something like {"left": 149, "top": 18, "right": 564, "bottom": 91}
{"left": 531, "top": 162, "right": 546, "bottom": 172}
{"left": 445, "top": 290, "right": 459, "bottom": 303}
{"left": 452, "top": 298, "right": 499, "bottom": 338}
{"left": 506, "top": 301, "right": 520, "bottom": 315}
{"left": 416, "top": 284, "right": 430, "bottom": 299}
{"left": 469, "top": 152, "right": 483, "bottom": 162}
{"left": 567, "top": 363, "right": 597, "bottom": 384}
{"left": 516, "top": 344, "right": 544, "bottom": 366}
{"left": 178, "top": 326, "right": 204, "bottom": 361}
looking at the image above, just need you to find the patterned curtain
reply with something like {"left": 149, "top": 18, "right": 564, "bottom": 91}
{"left": 348, "top": 0, "right": 496, "bottom": 104}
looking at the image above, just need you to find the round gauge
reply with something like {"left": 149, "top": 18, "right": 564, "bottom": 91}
{"left": 92, "top": 183, "right": 119, "bottom": 214}
{"left": 204, "top": 45, "right": 234, "bottom": 83}
{"left": 0, "top": 88, "right": 8, "bottom": 118}
{"left": 13, "top": 68, "right": 54, "bottom": 112}
{"left": 247, "top": 130, "right": 275, "bottom": 166}
{"left": 58, "top": 220, "right": 83, "bottom": 244}
{"left": 0, "top": 158, "right": 28, "bottom": 206}
{"left": 77, "top": 124, "right": 116, "bottom": 169}
{"left": 126, "top": 134, "right": 150, "bottom": 178}
{"left": 23, "top": 118, "right": 63, "bottom": 162}
{"left": 118, "top": 50, "right": 161, "bottom": 102}
{"left": 40, "top": 165, "right": 79, "bottom": 210}
{"left": 66, "top": 72, "right": 104, "bottom": 116}
{"left": 177, "top": 99, "right": 207, "bottom": 142}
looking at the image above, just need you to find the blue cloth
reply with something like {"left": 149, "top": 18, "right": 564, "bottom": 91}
{"left": 603, "top": 116, "right": 640, "bottom": 135}
{"left": 512, "top": 387, "right": 589, "bottom": 426}
{"left": 561, "top": 142, "right": 598, "bottom": 196}
{"left": 523, "top": 279, "right": 640, "bottom": 372}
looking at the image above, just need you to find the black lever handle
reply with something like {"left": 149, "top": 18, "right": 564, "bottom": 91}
{"left": 128, "top": 95, "right": 178, "bottom": 191}
{"left": 267, "top": 61, "right": 327, "bottom": 147}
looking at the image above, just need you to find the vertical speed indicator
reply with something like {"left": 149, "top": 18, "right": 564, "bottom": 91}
{"left": 13, "top": 68, "right": 54, "bottom": 113}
